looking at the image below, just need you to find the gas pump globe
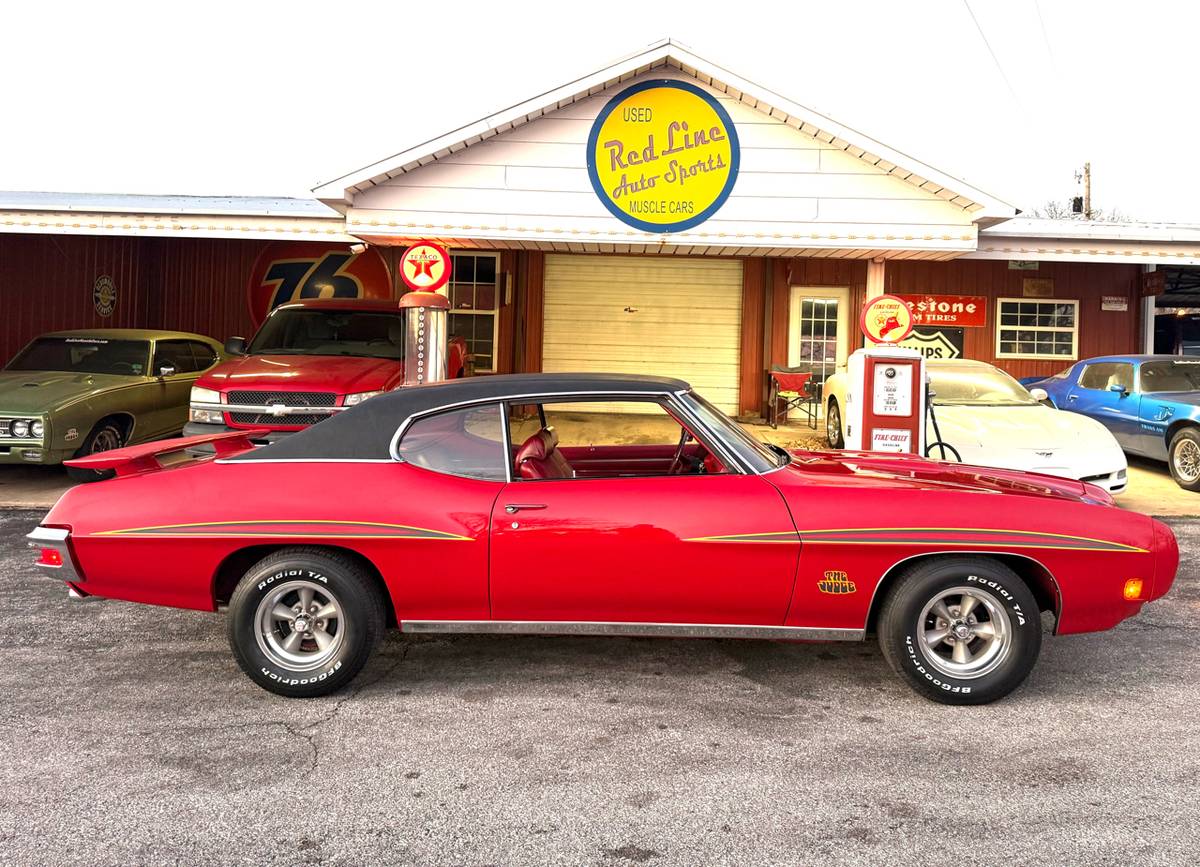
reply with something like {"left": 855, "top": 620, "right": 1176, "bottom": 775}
{"left": 400, "top": 292, "right": 450, "bottom": 386}
{"left": 844, "top": 346, "right": 927, "bottom": 455}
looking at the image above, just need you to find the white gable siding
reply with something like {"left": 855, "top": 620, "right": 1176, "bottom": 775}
{"left": 348, "top": 69, "right": 977, "bottom": 254}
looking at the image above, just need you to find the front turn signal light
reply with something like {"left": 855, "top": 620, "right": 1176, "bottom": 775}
{"left": 1123, "top": 578, "right": 1144, "bottom": 601}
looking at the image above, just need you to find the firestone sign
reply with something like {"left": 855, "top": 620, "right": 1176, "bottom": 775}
{"left": 587, "top": 80, "right": 740, "bottom": 233}
{"left": 895, "top": 294, "right": 987, "bottom": 328}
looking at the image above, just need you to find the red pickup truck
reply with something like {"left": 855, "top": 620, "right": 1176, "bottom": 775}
{"left": 184, "top": 298, "right": 467, "bottom": 442}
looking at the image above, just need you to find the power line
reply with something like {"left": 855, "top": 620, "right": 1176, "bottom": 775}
{"left": 962, "top": 0, "right": 1019, "bottom": 101}
{"left": 1033, "top": 0, "right": 1057, "bottom": 72}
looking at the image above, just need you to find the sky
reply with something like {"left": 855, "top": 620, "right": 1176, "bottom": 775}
{"left": 2, "top": 0, "right": 1197, "bottom": 222}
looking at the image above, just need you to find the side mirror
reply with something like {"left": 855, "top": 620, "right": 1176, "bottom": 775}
{"left": 1108, "top": 383, "right": 1128, "bottom": 395}
{"left": 157, "top": 364, "right": 177, "bottom": 378}
{"left": 224, "top": 336, "right": 247, "bottom": 355}
{"left": 1029, "top": 387, "right": 1049, "bottom": 402}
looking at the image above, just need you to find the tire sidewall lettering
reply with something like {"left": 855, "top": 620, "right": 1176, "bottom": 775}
{"left": 260, "top": 659, "right": 343, "bottom": 686}
{"left": 904, "top": 634, "right": 972, "bottom": 694}
{"left": 257, "top": 569, "right": 329, "bottom": 593}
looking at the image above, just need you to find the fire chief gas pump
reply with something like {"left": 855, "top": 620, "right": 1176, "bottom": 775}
{"left": 845, "top": 295, "right": 927, "bottom": 455}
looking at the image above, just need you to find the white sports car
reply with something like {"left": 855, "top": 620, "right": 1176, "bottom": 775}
{"left": 822, "top": 358, "right": 1128, "bottom": 494}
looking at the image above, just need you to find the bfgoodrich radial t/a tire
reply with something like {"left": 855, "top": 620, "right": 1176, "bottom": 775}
{"left": 227, "top": 548, "right": 387, "bottom": 698}
{"left": 877, "top": 557, "right": 1042, "bottom": 705}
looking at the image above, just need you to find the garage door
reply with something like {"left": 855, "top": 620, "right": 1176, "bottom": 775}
{"left": 542, "top": 255, "right": 743, "bottom": 413}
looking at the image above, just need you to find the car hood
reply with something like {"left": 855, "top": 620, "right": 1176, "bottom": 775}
{"left": 197, "top": 353, "right": 403, "bottom": 394}
{"left": 927, "top": 404, "right": 1119, "bottom": 450}
{"left": 784, "top": 448, "right": 1108, "bottom": 504}
{"left": 0, "top": 370, "right": 131, "bottom": 413}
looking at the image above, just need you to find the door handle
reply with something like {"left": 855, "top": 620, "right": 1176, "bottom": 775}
{"left": 504, "top": 504, "right": 547, "bottom": 514}
{"left": 1067, "top": 395, "right": 1078, "bottom": 401}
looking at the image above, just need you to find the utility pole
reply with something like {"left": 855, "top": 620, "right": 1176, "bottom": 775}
{"left": 1083, "top": 161, "right": 1092, "bottom": 220}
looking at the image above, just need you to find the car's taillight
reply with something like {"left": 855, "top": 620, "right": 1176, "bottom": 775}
{"left": 37, "top": 547, "right": 63, "bottom": 567}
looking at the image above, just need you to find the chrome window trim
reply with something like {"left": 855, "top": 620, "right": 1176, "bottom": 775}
{"left": 402, "top": 619, "right": 864, "bottom": 642}
{"left": 388, "top": 390, "right": 679, "bottom": 461}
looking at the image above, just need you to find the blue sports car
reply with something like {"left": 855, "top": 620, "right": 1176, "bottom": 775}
{"left": 1023, "top": 355, "right": 1200, "bottom": 491}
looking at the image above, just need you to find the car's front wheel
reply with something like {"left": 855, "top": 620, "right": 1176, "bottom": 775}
{"left": 65, "top": 419, "right": 125, "bottom": 482}
{"left": 1168, "top": 427, "right": 1200, "bottom": 491}
{"left": 826, "top": 398, "right": 845, "bottom": 449}
{"left": 227, "top": 548, "right": 387, "bottom": 697}
{"left": 877, "top": 557, "right": 1041, "bottom": 705}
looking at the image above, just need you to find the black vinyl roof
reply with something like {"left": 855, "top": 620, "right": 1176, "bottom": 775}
{"left": 231, "top": 372, "right": 692, "bottom": 461}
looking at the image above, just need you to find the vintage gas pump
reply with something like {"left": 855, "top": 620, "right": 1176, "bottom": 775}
{"left": 844, "top": 346, "right": 926, "bottom": 454}
{"left": 398, "top": 240, "right": 453, "bottom": 387}
{"left": 400, "top": 292, "right": 450, "bottom": 386}
{"left": 844, "top": 295, "right": 926, "bottom": 454}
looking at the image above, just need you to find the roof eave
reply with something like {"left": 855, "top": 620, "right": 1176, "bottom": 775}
{"left": 313, "top": 40, "right": 1015, "bottom": 220}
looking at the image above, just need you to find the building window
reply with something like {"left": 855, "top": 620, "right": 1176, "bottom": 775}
{"left": 448, "top": 252, "right": 500, "bottom": 372}
{"left": 995, "top": 298, "right": 1078, "bottom": 360}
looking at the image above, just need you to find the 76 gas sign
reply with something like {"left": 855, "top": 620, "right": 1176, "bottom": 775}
{"left": 246, "top": 242, "right": 393, "bottom": 325}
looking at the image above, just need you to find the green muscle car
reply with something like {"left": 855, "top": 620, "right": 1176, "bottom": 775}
{"left": 0, "top": 329, "right": 225, "bottom": 480}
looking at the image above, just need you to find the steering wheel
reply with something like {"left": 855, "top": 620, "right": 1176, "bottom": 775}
{"left": 668, "top": 427, "right": 693, "bottom": 475}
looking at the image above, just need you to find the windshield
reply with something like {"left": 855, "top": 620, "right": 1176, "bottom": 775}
{"left": 6, "top": 337, "right": 150, "bottom": 375}
{"left": 930, "top": 364, "right": 1038, "bottom": 406}
{"left": 1140, "top": 360, "right": 1200, "bottom": 393}
{"left": 248, "top": 309, "right": 404, "bottom": 359}
{"left": 679, "top": 391, "right": 782, "bottom": 472}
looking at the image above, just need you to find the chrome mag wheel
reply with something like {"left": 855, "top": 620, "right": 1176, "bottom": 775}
{"left": 1174, "top": 438, "right": 1200, "bottom": 483}
{"left": 827, "top": 402, "right": 842, "bottom": 446}
{"left": 917, "top": 585, "right": 1012, "bottom": 679}
{"left": 254, "top": 580, "right": 346, "bottom": 673}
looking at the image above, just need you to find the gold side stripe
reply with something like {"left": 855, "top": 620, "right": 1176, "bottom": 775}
{"left": 800, "top": 525, "right": 1145, "bottom": 550}
{"left": 802, "top": 539, "right": 1146, "bottom": 553}
{"left": 93, "top": 519, "right": 473, "bottom": 542}
{"left": 87, "top": 533, "right": 468, "bottom": 541}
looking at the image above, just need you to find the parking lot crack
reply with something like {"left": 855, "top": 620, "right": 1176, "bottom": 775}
{"left": 292, "top": 639, "right": 414, "bottom": 778}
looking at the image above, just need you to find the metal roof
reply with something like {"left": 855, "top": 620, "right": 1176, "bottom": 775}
{"left": 0, "top": 191, "right": 338, "bottom": 217}
{"left": 313, "top": 38, "right": 1017, "bottom": 221}
{"left": 970, "top": 218, "right": 1200, "bottom": 266}
{"left": 0, "top": 190, "right": 353, "bottom": 242}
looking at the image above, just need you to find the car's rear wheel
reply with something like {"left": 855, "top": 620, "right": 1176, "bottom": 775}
{"left": 877, "top": 557, "right": 1041, "bottom": 705}
{"left": 227, "top": 548, "right": 387, "bottom": 697}
{"left": 1168, "top": 427, "right": 1200, "bottom": 492}
{"left": 826, "top": 398, "right": 845, "bottom": 449}
{"left": 65, "top": 419, "right": 125, "bottom": 482}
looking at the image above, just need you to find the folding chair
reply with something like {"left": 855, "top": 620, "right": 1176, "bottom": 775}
{"left": 767, "top": 367, "right": 818, "bottom": 430}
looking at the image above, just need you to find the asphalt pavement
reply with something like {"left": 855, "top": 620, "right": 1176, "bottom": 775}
{"left": 2, "top": 509, "right": 1198, "bottom": 866}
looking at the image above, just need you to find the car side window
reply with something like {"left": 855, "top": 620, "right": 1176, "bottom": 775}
{"left": 1079, "top": 362, "right": 1133, "bottom": 391}
{"left": 396, "top": 403, "right": 507, "bottom": 481}
{"left": 153, "top": 340, "right": 196, "bottom": 374}
{"left": 187, "top": 340, "right": 218, "bottom": 371}
{"left": 507, "top": 398, "right": 728, "bottom": 481}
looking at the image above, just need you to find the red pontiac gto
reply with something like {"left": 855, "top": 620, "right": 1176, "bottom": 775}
{"left": 29, "top": 373, "right": 1178, "bottom": 704}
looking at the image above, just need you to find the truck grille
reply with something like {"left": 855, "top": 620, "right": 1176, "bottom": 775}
{"left": 226, "top": 391, "right": 337, "bottom": 407}
{"left": 226, "top": 390, "right": 338, "bottom": 427}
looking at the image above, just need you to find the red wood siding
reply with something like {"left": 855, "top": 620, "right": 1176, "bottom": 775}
{"left": 0, "top": 233, "right": 150, "bottom": 362}
{"left": 738, "top": 258, "right": 765, "bottom": 414}
{"left": 884, "top": 259, "right": 1142, "bottom": 379}
{"left": 146, "top": 237, "right": 265, "bottom": 342}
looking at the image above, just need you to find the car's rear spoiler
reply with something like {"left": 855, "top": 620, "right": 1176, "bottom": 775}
{"left": 63, "top": 429, "right": 270, "bottom": 478}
